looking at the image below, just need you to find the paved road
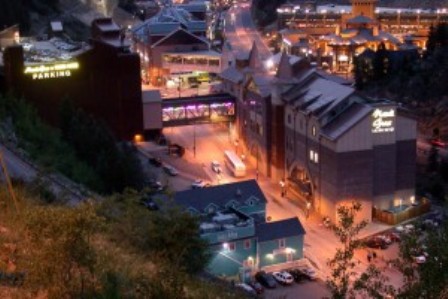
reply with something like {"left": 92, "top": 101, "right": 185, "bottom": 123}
{"left": 224, "top": 3, "right": 272, "bottom": 61}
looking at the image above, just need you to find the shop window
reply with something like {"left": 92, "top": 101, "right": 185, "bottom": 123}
{"left": 244, "top": 239, "right": 251, "bottom": 250}
{"left": 278, "top": 238, "right": 285, "bottom": 249}
{"left": 228, "top": 242, "right": 236, "bottom": 251}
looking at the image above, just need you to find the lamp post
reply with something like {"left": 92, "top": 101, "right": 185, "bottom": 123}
{"left": 279, "top": 180, "right": 286, "bottom": 197}
{"left": 193, "top": 122, "right": 196, "bottom": 158}
{"left": 397, "top": 9, "right": 401, "bottom": 31}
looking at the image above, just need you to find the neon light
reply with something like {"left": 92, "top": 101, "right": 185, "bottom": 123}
{"left": 372, "top": 108, "right": 395, "bottom": 133}
{"left": 24, "top": 62, "right": 79, "bottom": 80}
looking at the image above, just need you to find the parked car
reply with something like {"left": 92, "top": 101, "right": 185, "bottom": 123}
{"left": 365, "top": 237, "right": 388, "bottom": 250}
{"left": 430, "top": 138, "right": 446, "bottom": 148}
{"left": 376, "top": 235, "right": 392, "bottom": 245}
{"left": 163, "top": 165, "right": 179, "bottom": 176}
{"left": 413, "top": 255, "right": 426, "bottom": 264}
{"left": 247, "top": 280, "right": 264, "bottom": 294}
{"left": 211, "top": 160, "right": 222, "bottom": 173}
{"left": 235, "top": 283, "right": 256, "bottom": 296}
{"left": 255, "top": 271, "right": 277, "bottom": 288}
{"left": 148, "top": 157, "right": 162, "bottom": 167}
{"left": 287, "top": 269, "right": 308, "bottom": 282}
{"left": 140, "top": 199, "right": 159, "bottom": 211}
{"left": 191, "top": 179, "right": 210, "bottom": 189}
{"left": 386, "top": 232, "right": 401, "bottom": 242}
{"left": 272, "top": 271, "right": 294, "bottom": 285}
{"left": 297, "top": 267, "right": 318, "bottom": 280}
{"left": 148, "top": 180, "right": 164, "bottom": 192}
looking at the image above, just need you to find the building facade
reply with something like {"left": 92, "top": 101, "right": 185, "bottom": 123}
{"left": 220, "top": 46, "right": 417, "bottom": 222}
{"left": 174, "top": 180, "right": 305, "bottom": 279}
{"left": 0, "top": 19, "right": 143, "bottom": 141}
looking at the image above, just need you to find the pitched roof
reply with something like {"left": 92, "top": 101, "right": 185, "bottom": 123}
{"left": 256, "top": 217, "right": 305, "bottom": 242}
{"left": 276, "top": 51, "right": 294, "bottom": 79}
{"left": 219, "top": 66, "right": 244, "bottom": 83}
{"left": 174, "top": 180, "right": 267, "bottom": 212}
{"left": 321, "top": 102, "right": 372, "bottom": 140}
{"left": 347, "top": 15, "right": 375, "bottom": 24}
{"left": 151, "top": 27, "right": 209, "bottom": 48}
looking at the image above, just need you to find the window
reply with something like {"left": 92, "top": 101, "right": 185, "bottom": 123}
{"left": 278, "top": 238, "right": 285, "bottom": 249}
{"left": 309, "top": 150, "right": 319, "bottom": 164}
{"left": 228, "top": 242, "right": 236, "bottom": 251}
{"left": 244, "top": 239, "right": 251, "bottom": 250}
{"left": 287, "top": 114, "right": 291, "bottom": 124}
{"left": 312, "top": 125, "right": 317, "bottom": 136}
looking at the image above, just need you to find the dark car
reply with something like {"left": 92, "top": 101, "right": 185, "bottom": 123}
{"left": 287, "top": 269, "right": 308, "bottom": 283}
{"left": 139, "top": 199, "right": 159, "bottom": 211}
{"left": 365, "top": 237, "right": 388, "bottom": 249}
{"left": 248, "top": 280, "right": 264, "bottom": 294}
{"left": 255, "top": 271, "right": 277, "bottom": 289}
{"left": 148, "top": 157, "right": 162, "bottom": 167}
{"left": 163, "top": 165, "right": 179, "bottom": 176}
{"left": 147, "top": 180, "right": 165, "bottom": 192}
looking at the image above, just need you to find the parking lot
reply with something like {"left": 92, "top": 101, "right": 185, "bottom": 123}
{"left": 263, "top": 280, "right": 330, "bottom": 299}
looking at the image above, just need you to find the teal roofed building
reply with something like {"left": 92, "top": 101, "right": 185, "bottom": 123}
{"left": 174, "top": 180, "right": 306, "bottom": 280}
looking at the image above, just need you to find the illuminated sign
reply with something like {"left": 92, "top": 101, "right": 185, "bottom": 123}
{"left": 372, "top": 108, "right": 395, "bottom": 133}
{"left": 24, "top": 62, "right": 79, "bottom": 80}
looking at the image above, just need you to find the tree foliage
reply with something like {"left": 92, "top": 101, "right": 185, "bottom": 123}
{"left": 59, "top": 99, "right": 145, "bottom": 194}
{"left": 327, "top": 201, "right": 394, "bottom": 299}
{"left": 395, "top": 218, "right": 448, "bottom": 298}
{"left": 0, "top": 187, "right": 237, "bottom": 298}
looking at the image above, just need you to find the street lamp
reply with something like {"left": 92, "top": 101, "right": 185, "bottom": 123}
{"left": 306, "top": 201, "right": 311, "bottom": 219}
{"left": 279, "top": 180, "right": 286, "bottom": 197}
{"left": 193, "top": 122, "right": 196, "bottom": 157}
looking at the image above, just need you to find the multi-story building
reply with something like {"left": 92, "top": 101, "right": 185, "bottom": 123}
{"left": 0, "top": 18, "right": 143, "bottom": 141}
{"left": 132, "top": 5, "right": 222, "bottom": 85}
{"left": 220, "top": 45, "right": 417, "bottom": 222}
{"left": 174, "top": 180, "right": 305, "bottom": 279}
{"left": 277, "top": 0, "right": 440, "bottom": 72}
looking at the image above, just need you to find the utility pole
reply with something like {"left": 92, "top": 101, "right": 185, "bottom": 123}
{"left": 193, "top": 122, "right": 196, "bottom": 157}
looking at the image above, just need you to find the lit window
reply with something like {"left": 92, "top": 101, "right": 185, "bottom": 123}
{"left": 312, "top": 126, "right": 316, "bottom": 136}
{"left": 309, "top": 150, "right": 314, "bottom": 161}
{"left": 278, "top": 238, "right": 285, "bottom": 249}
{"left": 228, "top": 242, "right": 236, "bottom": 251}
{"left": 244, "top": 239, "right": 251, "bottom": 249}
{"left": 314, "top": 153, "right": 319, "bottom": 163}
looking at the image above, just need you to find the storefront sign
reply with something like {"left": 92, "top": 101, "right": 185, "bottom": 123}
{"left": 372, "top": 108, "right": 395, "bottom": 133}
{"left": 24, "top": 62, "right": 79, "bottom": 80}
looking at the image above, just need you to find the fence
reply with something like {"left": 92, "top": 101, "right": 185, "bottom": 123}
{"left": 373, "top": 198, "right": 431, "bottom": 225}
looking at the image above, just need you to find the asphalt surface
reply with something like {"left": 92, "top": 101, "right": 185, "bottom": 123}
{"left": 224, "top": 3, "right": 272, "bottom": 61}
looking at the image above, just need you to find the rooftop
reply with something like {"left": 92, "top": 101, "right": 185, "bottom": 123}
{"left": 174, "top": 180, "right": 267, "bottom": 214}
{"left": 256, "top": 217, "right": 305, "bottom": 243}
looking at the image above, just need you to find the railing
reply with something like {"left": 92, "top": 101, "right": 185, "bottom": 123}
{"left": 201, "top": 224, "right": 255, "bottom": 244}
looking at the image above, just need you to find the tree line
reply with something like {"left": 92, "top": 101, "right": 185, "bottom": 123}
{"left": 0, "top": 94, "right": 144, "bottom": 195}
{"left": 0, "top": 185, "right": 244, "bottom": 298}
{"left": 0, "top": 0, "right": 59, "bottom": 32}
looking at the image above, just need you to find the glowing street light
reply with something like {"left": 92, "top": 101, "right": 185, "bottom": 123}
{"left": 265, "top": 58, "right": 274, "bottom": 70}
